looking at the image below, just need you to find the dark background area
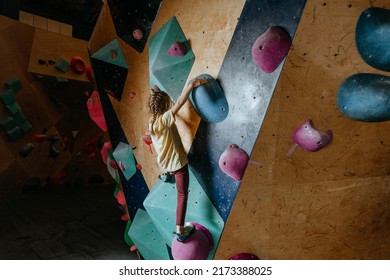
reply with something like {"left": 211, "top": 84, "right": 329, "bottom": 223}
{"left": 0, "top": 178, "right": 135, "bottom": 260}
{"left": 0, "top": 0, "right": 103, "bottom": 39}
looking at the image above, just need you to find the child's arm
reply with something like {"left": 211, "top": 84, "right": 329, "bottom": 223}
{"left": 171, "top": 78, "right": 207, "bottom": 116}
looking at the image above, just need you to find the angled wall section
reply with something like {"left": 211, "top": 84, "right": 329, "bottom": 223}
{"left": 189, "top": 0, "right": 307, "bottom": 222}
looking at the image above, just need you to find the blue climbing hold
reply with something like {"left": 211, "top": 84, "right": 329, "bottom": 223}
{"left": 337, "top": 73, "right": 390, "bottom": 122}
{"left": 356, "top": 7, "right": 390, "bottom": 71}
{"left": 189, "top": 74, "right": 228, "bottom": 123}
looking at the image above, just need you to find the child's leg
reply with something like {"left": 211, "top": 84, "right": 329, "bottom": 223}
{"left": 173, "top": 164, "right": 189, "bottom": 233}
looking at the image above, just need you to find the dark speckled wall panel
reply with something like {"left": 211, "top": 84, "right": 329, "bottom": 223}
{"left": 189, "top": 0, "right": 307, "bottom": 222}
{"left": 107, "top": 0, "right": 162, "bottom": 53}
{"left": 92, "top": 63, "right": 149, "bottom": 220}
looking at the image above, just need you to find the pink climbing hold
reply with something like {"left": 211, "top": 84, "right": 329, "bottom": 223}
{"left": 86, "top": 65, "right": 94, "bottom": 81}
{"left": 151, "top": 85, "right": 160, "bottom": 92}
{"left": 119, "top": 161, "right": 126, "bottom": 172}
{"left": 101, "top": 141, "right": 112, "bottom": 164}
{"left": 191, "top": 222, "right": 214, "bottom": 250}
{"left": 133, "top": 28, "right": 144, "bottom": 41}
{"left": 116, "top": 190, "right": 126, "bottom": 206}
{"left": 128, "top": 92, "right": 136, "bottom": 99}
{"left": 287, "top": 119, "right": 333, "bottom": 156}
{"left": 142, "top": 133, "right": 153, "bottom": 154}
{"left": 252, "top": 26, "right": 292, "bottom": 73}
{"left": 171, "top": 223, "right": 213, "bottom": 260}
{"left": 120, "top": 214, "right": 130, "bottom": 221}
{"left": 167, "top": 41, "right": 187, "bottom": 56}
{"left": 110, "top": 159, "right": 118, "bottom": 169}
{"left": 51, "top": 172, "right": 67, "bottom": 185}
{"left": 83, "top": 140, "right": 97, "bottom": 156}
{"left": 87, "top": 90, "right": 107, "bottom": 132}
{"left": 219, "top": 144, "right": 249, "bottom": 181}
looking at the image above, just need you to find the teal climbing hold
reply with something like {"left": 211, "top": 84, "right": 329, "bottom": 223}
{"left": 124, "top": 221, "right": 134, "bottom": 247}
{"left": 7, "top": 126, "right": 22, "bottom": 140}
{"left": 0, "top": 116, "right": 17, "bottom": 131}
{"left": 356, "top": 7, "right": 390, "bottom": 71}
{"left": 56, "top": 76, "right": 68, "bottom": 83}
{"left": 112, "top": 142, "right": 137, "bottom": 180}
{"left": 6, "top": 102, "right": 21, "bottom": 115}
{"left": 55, "top": 59, "right": 70, "bottom": 73}
{"left": 128, "top": 209, "right": 171, "bottom": 260}
{"left": 149, "top": 16, "right": 195, "bottom": 101}
{"left": 90, "top": 39, "right": 128, "bottom": 101}
{"left": 113, "top": 184, "right": 120, "bottom": 198}
{"left": 5, "top": 76, "right": 21, "bottom": 92}
{"left": 91, "top": 39, "right": 128, "bottom": 68}
{"left": 12, "top": 111, "right": 27, "bottom": 125}
{"left": 189, "top": 74, "right": 229, "bottom": 123}
{"left": 337, "top": 73, "right": 390, "bottom": 122}
{"left": 0, "top": 89, "right": 16, "bottom": 105}
{"left": 19, "top": 121, "right": 32, "bottom": 133}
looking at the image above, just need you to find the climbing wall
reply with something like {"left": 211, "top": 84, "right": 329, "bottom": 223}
{"left": 88, "top": 0, "right": 248, "bottom": 259}
{"left": 215, "top": 0, "right": 390, "bottom": 260}
{"left": 85, "top": 0, "right": 390, "bottom": 260}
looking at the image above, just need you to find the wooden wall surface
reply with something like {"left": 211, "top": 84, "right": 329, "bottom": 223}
{"left": 0, "top": 16, "right": 70, "bottom": 180}
{"left": 215, "top": 0, "right": 390, "bottom": 259}
{"left": 0, "top": 15, "right": 110, "bottom": 190}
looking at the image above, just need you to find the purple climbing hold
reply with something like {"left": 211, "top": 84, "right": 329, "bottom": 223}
{"left": 252, "top": 26, "right": 292, "bottom": 73}
{"left": 219, "top": 144, "right": 249, "bottom": 181}
{"left": 171, "top": 223, "right": 213, "bottom": 260}
{"left": 167, "top": 41, "right": 187, "bottom": 56}
{"left": 228, "top": 252, "right": 260, "bottom": 260}
{"left": 132, "top": 28, "right": 144, "bottom": 41}
{"left": 191, "top": 222, "right": 214, "bottom": 250}
{"left": 287, "top": 119, "right": 332, "bottom": 156}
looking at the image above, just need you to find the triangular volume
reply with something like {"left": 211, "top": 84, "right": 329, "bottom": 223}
{"left": 112, "top": 142, "right": 137, "bottom": 180}
{"left": 149, "top": 17, "right": 175, "bottom": 62}
{"left": 149, "top": 16, "right": 195, "bottom": 101}
{"left": 90, "top": 57, "right": 128, "bottom": 101}
{"left": 90, "top": 39, "right": 128, "bottom": 69}
{"left": 128, "top": 209, "right": 171, "bottom": 260}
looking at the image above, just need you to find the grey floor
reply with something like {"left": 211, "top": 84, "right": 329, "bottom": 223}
{"left": 0, "top": 181, "right": 138, "bottom": 260}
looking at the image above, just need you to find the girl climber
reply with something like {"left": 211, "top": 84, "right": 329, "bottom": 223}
{"left": 147, "top": 77, "right": 207, "bottom": 242}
